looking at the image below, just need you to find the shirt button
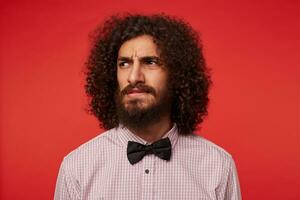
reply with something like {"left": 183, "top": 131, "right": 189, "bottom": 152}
{"left": 145, "top": 169, "right": 150, "bottom": 174}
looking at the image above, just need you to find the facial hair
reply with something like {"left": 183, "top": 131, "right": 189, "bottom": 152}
{"left": 115, "top": 83, "right": 172, "bottom": 131}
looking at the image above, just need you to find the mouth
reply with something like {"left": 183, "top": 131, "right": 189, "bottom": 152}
{"left": 126, "top": 89, "right": 148, "bottom": 97}
{"left": 128, "top": 89, "right": 145, "bottom": 94}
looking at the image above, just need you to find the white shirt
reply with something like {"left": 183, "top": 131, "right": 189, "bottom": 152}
{"left": 54, "top": 124, "right": 242, "bottom": 200}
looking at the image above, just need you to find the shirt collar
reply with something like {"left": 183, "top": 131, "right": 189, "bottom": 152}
{"left": 117, "top": 123, "right": 179, "bottom": 149}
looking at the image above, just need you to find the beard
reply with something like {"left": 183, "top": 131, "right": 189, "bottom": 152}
{"left": 115, "top": 83, "right": 172, "bottom": 131}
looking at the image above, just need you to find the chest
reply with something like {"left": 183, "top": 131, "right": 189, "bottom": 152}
{"left": 82, "top": 154, "right": 220, "bottom": 200}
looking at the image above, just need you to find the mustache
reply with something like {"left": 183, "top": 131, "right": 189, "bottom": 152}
{"left": 120, "top": 83, "right": 156, "bottom": 97}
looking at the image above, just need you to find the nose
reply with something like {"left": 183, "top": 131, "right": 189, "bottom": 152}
{"left": 127, "top": 60, "right": 145, "bottom": 85}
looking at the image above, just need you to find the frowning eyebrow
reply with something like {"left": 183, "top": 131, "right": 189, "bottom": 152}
{"left": 117, "top": 56, "right": 163, "bottom": 64}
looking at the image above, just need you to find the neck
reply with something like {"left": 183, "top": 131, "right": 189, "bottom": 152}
{"left": 128, "top": 115, "right": 172, "bottom": 143}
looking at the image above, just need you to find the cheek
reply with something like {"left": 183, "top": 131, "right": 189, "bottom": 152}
{"left": 117, "top": 72, "right": 127, "bottom": 90}
{"left": 151, "top": 74, "right": 168, "bottom": 90}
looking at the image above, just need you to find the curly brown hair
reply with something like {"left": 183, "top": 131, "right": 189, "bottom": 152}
{"left": 85, "top": 13, "right": 212, "bottom": 135}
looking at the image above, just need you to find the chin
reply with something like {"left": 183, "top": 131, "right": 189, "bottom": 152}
{"left": 125, "top": 101, "right": 155, "bottom": 111}
{"left": 124, "top": 97, "right": 153, "bottom": 106}
{"left": 125, "top": 103, "right": 148, "bottom": 110}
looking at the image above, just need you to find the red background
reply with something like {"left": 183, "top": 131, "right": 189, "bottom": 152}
{"left": 1, "top": 0, "right": 299, "bottom": 199}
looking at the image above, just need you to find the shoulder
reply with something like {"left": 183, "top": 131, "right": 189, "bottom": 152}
{"left": 178, "top": 133, "right": 234, "bottom": 166}
{"left": 60, "top": 128, "right": 119, "bottom": 173}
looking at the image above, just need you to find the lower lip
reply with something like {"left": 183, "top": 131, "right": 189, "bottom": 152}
{"left": 127, "top": 92, "right": 147, "bottom": 97}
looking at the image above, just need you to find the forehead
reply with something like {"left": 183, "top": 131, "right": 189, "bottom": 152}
{"left": 118, "top": 35, "right": 160, "bottom": 57}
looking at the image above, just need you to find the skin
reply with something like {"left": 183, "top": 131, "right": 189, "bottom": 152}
{"left": 117, "top": 35, "right": 172, "bottom": 143}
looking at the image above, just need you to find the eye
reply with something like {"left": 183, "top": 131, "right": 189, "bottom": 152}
{"left": 145, "top": 60, "right": 157, "bottom": 65}
{"left": 118, "top": 61, "right": 129, "bottom": 68}
{"left": 144, "top": 58, "right": 159, "bottom": 66}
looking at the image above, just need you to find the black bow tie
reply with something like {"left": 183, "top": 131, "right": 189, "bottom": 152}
{"left": 127, "top": 137, "right": 172, "bottom": 165}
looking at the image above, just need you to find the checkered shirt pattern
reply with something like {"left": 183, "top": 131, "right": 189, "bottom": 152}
{"left": 54, "top": 124, "right": 242, "bottom": 200}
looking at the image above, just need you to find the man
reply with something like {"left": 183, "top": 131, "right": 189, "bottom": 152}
{"left": 54, "top": 14, "right": 242, "bottom": 200}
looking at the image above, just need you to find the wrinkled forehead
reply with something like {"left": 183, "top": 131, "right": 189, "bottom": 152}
{"left": 118, "top": 35, "right": 161, "bottom": 58}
